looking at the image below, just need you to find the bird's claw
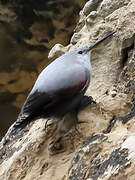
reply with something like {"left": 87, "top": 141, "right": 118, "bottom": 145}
{"left": 45, "top": 118, "right": 52, "bottom": 131}
{"left": 87, "top": 96, "right": 96, "bottom": 104}
{"left": 78, "top": 95, "right": 96, "bottom": 111}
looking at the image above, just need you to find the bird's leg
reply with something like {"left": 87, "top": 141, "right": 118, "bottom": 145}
{"left": 49, "top": 111, "right": 80, "bottom": 155}
{"left": 57, "top": 110, "right": 78, "bottom": 134}
{"left": 67, "top": 110, "right": 80, "bottom": 134}
{"left": 48, "top": 112, "right": 76, "bottom": 155}
{"left": 73, "top": 113, "right": 81, "bottom": 135}
{"left": 54, "top": 94, "right": 92, "bottom": 133}
{"left": 44, "top": 95, "right": 95, "bottom": 131}
{"left": 48, "top": 95, "right": 90, "bottom": 154}
{"left": 45, "top": 94, "right": 92, "bottom": 132}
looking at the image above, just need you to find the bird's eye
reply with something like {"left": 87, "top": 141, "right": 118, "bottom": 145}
{"left": 78, "top": 50, "right": 83, "bottom": 54}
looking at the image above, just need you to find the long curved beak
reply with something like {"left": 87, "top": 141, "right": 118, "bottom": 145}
{"left": 87, "top": 31, "right": 116, "bottom": 52}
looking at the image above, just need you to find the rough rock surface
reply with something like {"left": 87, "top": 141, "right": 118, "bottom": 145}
{"left": 1, "top": 0, "right": 135, "bottom": 180}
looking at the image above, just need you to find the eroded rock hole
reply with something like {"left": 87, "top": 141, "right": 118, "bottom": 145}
{"left": 121, "top": 43, "right": 134, "bottom": 68}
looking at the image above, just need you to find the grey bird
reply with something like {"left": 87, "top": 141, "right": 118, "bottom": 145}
{"left": 3, "top": 31, "right": 115, "bottom": 145}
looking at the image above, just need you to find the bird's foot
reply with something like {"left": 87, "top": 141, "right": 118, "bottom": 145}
{"left": 79, "top": 95, "right": 96, "bottom": 111}
{"left": 44, "top": 118, "right": 53, "bottom": 131}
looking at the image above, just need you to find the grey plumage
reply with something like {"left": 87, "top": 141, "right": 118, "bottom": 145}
{"left": 2, "top": 31, "right": 115, "bottom": 145}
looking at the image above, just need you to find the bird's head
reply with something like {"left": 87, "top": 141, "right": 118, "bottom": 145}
{"left": 77, "top": 48, "right": 89, "bottom": 55}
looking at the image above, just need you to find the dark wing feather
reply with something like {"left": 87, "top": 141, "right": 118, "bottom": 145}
{"left": 20, "top": 90, "right": 52, "bottom": 115}
{"left": 2, "top": 91, "right": 52, "bottom": 145}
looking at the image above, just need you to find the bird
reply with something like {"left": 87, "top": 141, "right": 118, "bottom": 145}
{"left": 2, "top": 31, "right": 115, "bottom": 145}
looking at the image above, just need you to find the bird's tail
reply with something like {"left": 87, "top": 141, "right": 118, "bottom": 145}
{"left": 2, "top": 112, "right": 33, "bottom": 145}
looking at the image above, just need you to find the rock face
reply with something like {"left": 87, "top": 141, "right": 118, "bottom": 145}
{"left": 0, "top": 0, "right": 135, "bottom": 179}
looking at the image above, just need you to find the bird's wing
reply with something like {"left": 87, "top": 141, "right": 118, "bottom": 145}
{"left": 20, "top": 90, "right": 51, "bottom": 116}
{"left": 20, "top": 65, "right": 90, "bottom": 117}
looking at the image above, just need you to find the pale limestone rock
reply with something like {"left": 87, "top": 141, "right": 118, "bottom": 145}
{"left": 82, "top": 0, "right": 102, "bottom": 16}
{"left": 48, "top": 44, "right": 66, "bottom": 59}
{"left": 98, "top": 0, "right": 129, "bottom": 18}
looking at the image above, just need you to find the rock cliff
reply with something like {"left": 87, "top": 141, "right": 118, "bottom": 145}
{"left": 1, "top": 0, "right": 135, "bottom": 179}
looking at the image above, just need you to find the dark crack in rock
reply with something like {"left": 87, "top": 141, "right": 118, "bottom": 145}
{"left": 68, "top": 135, "right": 130, "bottom": 180}
{"left": 68, "top": 134, "right": 108, "bottom": 180}
{"left": 117, "top": 35, "right": 135, "bottom": 96}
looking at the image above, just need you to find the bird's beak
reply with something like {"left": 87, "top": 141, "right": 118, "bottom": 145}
{"left": 86, "top": 31, "right": 116, "bottom": 52}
